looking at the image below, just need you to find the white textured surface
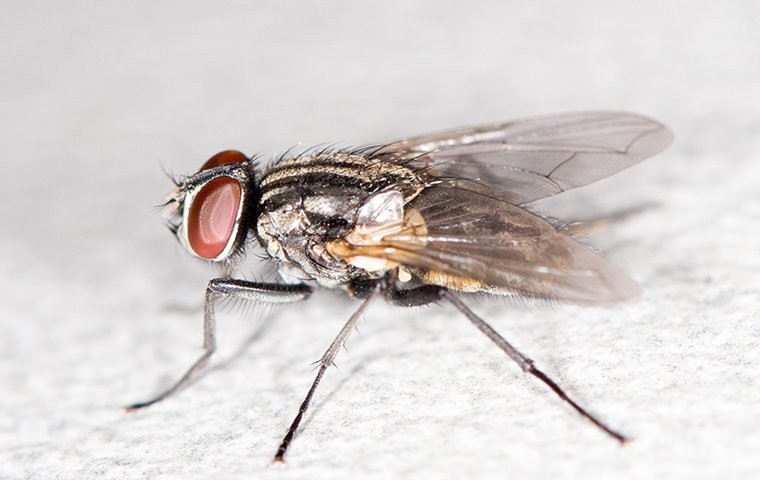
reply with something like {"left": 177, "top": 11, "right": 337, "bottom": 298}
{"left": 1, "top": 1, "right": 759, "bottom": 479}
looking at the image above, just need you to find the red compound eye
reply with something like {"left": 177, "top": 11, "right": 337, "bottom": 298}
{"left": 187, "top": 176, "right": 242, "bottom": 259}
{"left": 200, "top": 150, "right": 248, "bottom": 171}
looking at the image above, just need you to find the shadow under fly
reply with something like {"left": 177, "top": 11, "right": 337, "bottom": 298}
{"left": 127, "top": 111, "right": 673, "bottom": 463}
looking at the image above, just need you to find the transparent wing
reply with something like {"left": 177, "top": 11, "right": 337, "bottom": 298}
{"left": 379, "top": 111, "right": 673, "bottom": 205}
{"left": 333, "top": 186, "right": 641, "bottom": 304}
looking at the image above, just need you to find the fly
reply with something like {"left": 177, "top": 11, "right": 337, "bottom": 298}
{"left": 127, "top": 111, "right": 673, "bottom": 463}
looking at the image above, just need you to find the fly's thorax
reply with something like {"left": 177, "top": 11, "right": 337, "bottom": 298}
{"left": 258, "top": 152, "right": 425, "bottom": 210}
{"left": 255, "top": 152, "right": 425, "bottom": 286}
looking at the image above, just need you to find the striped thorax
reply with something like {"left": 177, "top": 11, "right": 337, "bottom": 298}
{"left": 256, "top": 152, "right": 425, "bottom": 287}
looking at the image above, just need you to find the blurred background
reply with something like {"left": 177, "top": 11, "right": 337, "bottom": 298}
{"left": 1, "top": 1, "right": 758, "bottom": 479}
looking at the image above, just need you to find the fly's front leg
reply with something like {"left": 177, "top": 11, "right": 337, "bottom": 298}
{"left": 126, "top": 279, "right": 311, "bottom": 411}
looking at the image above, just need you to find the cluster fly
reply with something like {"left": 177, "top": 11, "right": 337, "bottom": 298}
{"left": 127, "top": 111, "right": 673, "bottom": 463}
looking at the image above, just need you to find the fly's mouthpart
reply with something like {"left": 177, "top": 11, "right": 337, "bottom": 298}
{"left": 161, "top": 185, "right": 186, "bottom": 238}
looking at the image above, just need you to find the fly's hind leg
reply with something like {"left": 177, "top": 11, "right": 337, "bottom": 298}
{"left": 385, "top": 283, "right": 627, "bottom": 442}
{"left": 559, "top": 203, "right": 657, "bottom": 235}
{"left": 441, "top": 291, "right": 629, "bottom": 443}
{"left": 386, "top": 284, "right": 445, "bottom": 306}
{"left": 126, "top": 279, "right": 311, "bottom": 411}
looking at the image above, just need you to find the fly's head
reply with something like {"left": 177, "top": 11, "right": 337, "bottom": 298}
{"left": 163, "top": 150, "right": 259, "bottom": 268}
